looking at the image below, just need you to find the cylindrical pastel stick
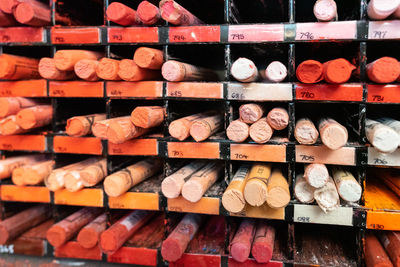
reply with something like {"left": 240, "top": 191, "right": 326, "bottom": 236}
{"left": 296, "top": 60, "right": 324, "bottom": 84}
{"left": 106, "top": 117, "right": 149, "bottom": 144}
{"left": 137, "top": 1, "right": 161, "bottom": 25}
{"left": 0, "top": 53, "right": 40, "bottom": 80}
{"left": 251, "top": 222, "right": 275, "bottom": 264}
{"left": 0, "top": 115, "right": 28, "bottom": 135}
{"left": 101, "top": 210, "right": 155, "bottom": 254}
{"left": 0, "top": 97, "right": 39, "bottom": 118}
{"left": 161, "top": 160, "right": 206, "bottom": 198}
{"left": 365, "top": 233, "right": 394, "bottom": 267}
{"left": 222, "top": 164, "right": 251, "bottom": 213}
{"left": 0, "top": 154, "right": 46, "bottom": 179}
{"left": 313, "top": 0, "right": 337, "bottom": 22}
{"left": 159, "top": 0, "right": 204, "bottom": 25}
{"left": 134, "top": 47, "right": 164, "bottom": 70}
{"left": 38, "top": 58, "right": 75, "bottom": 81}
{"left": 0, "top": 9, "right": 18, "bottom": 26}
{"left": 12, "top": 160, "right": 54, "bottom": 186}
{"left": 161, "top": 213, "right": 205, "bottom": 262}
{"left": 331, "top": 167, "right": 361, "bottom": 202}
{"left": 266, "top": 107, "right": 289, "bottom": 130}
{"left": 66, "top": 113, "right": 107, "bottom": 137}
{"left": 16, "top": 105, "right": 52, "bottom": 130}
{"left": 0, "top": 205, "right": 50, "bottom": 244}
{"left": 239, "top": 103, "right": 265, "bottom": 124}
{"left": 377, "top": 117, "right": 400, "bottom": 144}
{"left": 231, "top": 58, "right": 259, "bottom": 83}
{"left": 266, "top": 169, "right": 290, "bottom": 209}
{"left": 77, "top": 213, "right": 107, "bottom": 249}
{"left": 365, "top": 119, "right": 399, "bottom": 153}
{"left": 181, "top": 162, "right": 222, "bottom": 202}
{"left": 161, "top": 60, "right": 218, "bottom": 82}
{"left": 0, "top": 0, "right": 21, "bottom": 14}
{"left": 323, "top": 58, "right": 355, "bottom": 84}
{"left": 226, "top": 119, "right": 250, "bottom": 143}
{"left": 54, "top": 50, "right": 103, "bottom": 72}
{"left": 393, "top": 5, "right": 400, "bottom": 18}
{"left": 189, "top": 113, "right": 223, "bottom": 142}
{"left": 118, "top": 59, "right": 161, "bottom": 82}
{"left": 74, "top": 59, "right": 100, "bottom": 81}
{"left": 294, "top": 118, "right": 319, "bottom": 145}
{"left": 294, "top": 174, "right": 315, "bottom": 203}
{"left": 13, "top": 2, "right": 51, "bottom": 26}
{"left": 96, "top": 58, "right": 121, "bottom": 81}
{"left": 249, "top": 117, "right": 274, "bottom": 144}
{"left": 106, "top": 2, "right": 140, "bottom": 26}
{"left": 367, "top": 0, "right": 400, "bottom": 20}
{"left": 314, "top": 177, "right": 340, "bottom": 213}
{"left": 169, "top": 112, "right": 213, "bottom": 141}
{"left": 104, "top": 158, "right": 162, "bottom": 197}
{"left": 64, "top": 158, "right": 106, "bottom": 192}
{"left": 378, "top": 231, "right": 400, "bottom": 267}
{"left": 318, "top": 118, "right": 348, "bottom": 150}
{"left": 92, "top": 117, "right": 129, "bottom": 139}
{"left": 367, "top": 57, "right": 400, "bottom": 84}
{"left": 230, "top": 219, "right": 256, "bottom": 263}
{"left": 264, "top": 61, "right": 287, "bottom": 83}
{"left": 46, "top": 208, "right": 102, "bottom": 247}
{"left": 244, "top": 163, "right": 272, "bottom": 207}
{"left": 131, "top": 106, "right": 164, "bottom": 129}
{"left": 304, "top": 163, "right": 329, "bottom": 188}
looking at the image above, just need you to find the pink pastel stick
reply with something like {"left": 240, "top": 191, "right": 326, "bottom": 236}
{"left": 251, "top": 222, "right": 275, "bottom": 263}
{"left": 159, "top": 0, "right": 204, "bottom": 25}
{"left": 230, "top": 219, "right": 256, "bottom": 263}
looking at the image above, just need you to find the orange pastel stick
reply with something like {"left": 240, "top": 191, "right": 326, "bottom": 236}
{"left": 0, "top": 154, "right": 46, "bottom": 179}
{"left": 106, "top": 116, "right": 149, "bottom": 144}
{"left": 133, "top": 47, "right": 164, "bottom": 70}
{"left": 96, "top": 58, "right": 121, "bottom": 81}
{"left": 323, "top": 58, "right": 355, "bottom": 84}
{"left": 367, "top": 57, "right": 400, "bottom": 84}
{"left": 130, "top": 106, "right": 165, "bottom": 129}
{"left": 0, "top": 115, "right": 29, "bottom": 135}
{"left": 16, "top": 105, "right": 53, "bottom": 130}
{"left": 38, "top": 57, "right": 75, "bottom": 80}
{"left": 13, "top": 2, "right": 51, "bottom": 26}
{"left": 74, "top": 59, "right": 100, "bottom": 81}
{"left": 54, "top": 50, "right": 104, "bottom": 71}
{"left": 137, "top": 1, "right": 160, "bottom": 25}
{"left": 92, "top": 117, "right": 127, "bottom": 139}
{"left": 64, "top": 158, "right": 106, "bottom": 192}
{"left": 12, "top": 160, "right": 54, "bottom": 186}
{"left": 365, "top": 233, "right": 394, "bottom": 267}
{"left": 118, "top": 59, "right": 161, "bottom": 81}
{"left": 189, "top": 113, "right": 223, "bottom": 142}
{"left": 106, "top": 2, "right": 141, "bottom": 26}
{"left": 0, "top": 9, "right": 17, "bottom": 26}
{"left": 0, "top": 97, "right": 40, "bottom": 118}
{"left": 77, "top": 213, "right": 107, "bottom": 249}
{"left": 0, "top": 53, "right": 40, "bottom": 80}
{"left": 296, "top": 60, "right": 324, "bottom": 84}
{"left": 66, "top": 113, "right": 107, "bottom": 137}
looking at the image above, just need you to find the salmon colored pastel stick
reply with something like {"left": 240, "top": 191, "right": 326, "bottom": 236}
{"left": 92, "top": 117, "right": 126, "bottom": 139}
{"left": 106, "top": 2, "right": 140, "bottom": 26}
{"left": 0, "top": 154, "right": 46, "bottom": 179}
{"left": 378, "top": 231, "right": 400, "bottom": 267}
{"left": 304, "top": 163, "right": 329, "bottom": 188}
{"left": 0, "top": 115, "right": 29, "bottom": 135}
{"left": 318, "top": 118, "right": 348, "bottom": 150}
{"left": 104, "top": 158, "right": 162, "bottom": 197}
{"left": 365, "top": 118, "right": 399, "bottom": 153}
{"left": 13, "top": 2, "right": 51, "bottom": 26}
{"left": 229, "top": 219, "right": 256, "bottom": 263}
{"left": 264, "top": 61, "right": 287, "bottom": 83}
{"left": 266, "top": 107, "right": 289, "bottom": 130}
{"left": 367, "top": 0, "right": 400, "bottom": 20}
{"left": 226, "top": 119, "right": 249, "bottom": 143}
{"left": 54, "top": 50, "right": 103, "bottom": 72}
{"left": 0, "top": 97, "right": 39, "bottom": 118}
{"left": 294, "top": 118, "right": 319, "bottom": 145}
{"left": 66, "top": 113, "right": 107, "bottom": 137}
{"left": 162, "top": 60, "right": 218, "bottom": 82}
{"left": 244, "top": 163, "right": 272, "bottom": 207}
{"left": 0, "top": 205, "right": 50, "bottom": 244}
{"left": 0, "top": 53, "right": 40, "bottom": 80}
{"left": 100, "top": 210, "right": 155, "bottom": 254}
{"left": 46, "top": 208, "right": 102, "bottom": 247}
{"left": 314, "top": 177, "right": 340, "bottom": 213}
{"left": 313, "top": 0, "right": 337, "bottom": 21}
{"left": 0, "top": 10, "right": 17, "bottom": 26}
{"left": 365, "top": 233, "right": 394, "bottom": 267}
{"left": 16, "top": 105, "right": 52, "bottom": 130}
{"left": 251, "top": 222, "right": 275, "bottom": 263}
{"left": 12, "top": 160, "right": 54, "bottom": 186}
{"left": 323, "top": 58, "right": 355, "bottom": 84}
{"left": 161, "top": 213, "right": 205, "bottom": 262}
{"left": 249, "top": 117, "right": 274, "bottom": 144}
{"left": 169, "top": 112, "right": 212, "bottom": 141}
{"left": 296, "top": 60, "right": 324, "bottom": 84}
{"left": 294, "top": 174, "right": 315, "bottom": 203}
{"left": 64, "top": 158, "right": 106, "bottom": 192}
{"left": 38, "top": 58, "right": 75, "bottom": 81}
{"left": 131, "top": 106, "right": 164, "bottom": 129}
{"left": 231, "top": 58, "right": 259, "bottom": 83}
{"left": 137, "top": 1, "right": 160, "bottom": 25}
{"left": 239, "top": 103, "right": 265, "bottom": 124}
{"left": 96, "top": 58, "right": 121, "bottom": 81}
{"left": 106, "top": 116, "right": 149, "bottom": 144}
{"left": 118, "top": 59, "right": 161, "bottom": 82}
{"left": 189, "top": 113, "right": 223, "bottom": 142}
{"left": 331, "top": 166, "right": 361, "bottom": 202}
{"left": 159, "top": 0, "right": 204, "bottom": 25}
{"left": 393, "top": 5, "right": 400, "bottom": 19}
{"left": 181, "top": 162, "right": 222, "bottom": 202}
{"left": 74, "top": 59, "right": 100, "bottom": 81}
{"left": 0, "top": 0, "right": 41, "bottom": 14}
{"left": 222, "top": 164, "right": 251, "bottom": 213}
{"left": 77, "top": 213, "right": 107, "bottom": 249}
{"left": 133, "top": 47, "right": 164, "bottom": 70}
{"left": 161, "top": 160, "right": 206, "bottom": 198}
{"left": 266, "top": 169, "right": 290, "bottom": 209}
{"left": 367, "top": 57, "right": 400, "bottom": 84}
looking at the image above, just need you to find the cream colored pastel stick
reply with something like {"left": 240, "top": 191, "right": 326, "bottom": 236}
{"left": 365, "top": 118, "right": 399, "bottom": 153}
{"left": 314, "top": 177, "right": 340, "bottom": 213}
{"left": 294, "top": 118, "right": 319, "bottom": 145}
{"left": 243, "top": 163, "right": 272, "bottom": 207}
{"left": 294, "top": 174, "right": 315, "bottom": 203}
{"left": 331, "top": 166, "right": 361, "bottom": 202}
{"left": 304, "top": 163, "right": 329, "bottom": 188}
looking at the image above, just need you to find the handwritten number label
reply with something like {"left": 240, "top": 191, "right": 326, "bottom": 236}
{"left": 110, "top": 90, "right": 122, "bottom": 96}
{"left": 296, "top": 216, "right": 311, "bottom": 223}
{"left": 370, "top": 223, "right": 385, "bottom": 230}
{"left": 234, "top": 153, "right": 248, "bottom": 160}
{"left": 172, "top": 150, "right": 183, "bottom": 157}
{"left": 112, "top": 34, "right": 122, "bottom": 41}
{"left": 374, "top": 158, "right": 388, "bottom": 165}
{"left": 173, "top": 35, "right": 185, "bottom": 41}
{"left": 54, "top": 36, "right": 65, "bottom": 43}
{"left": 230, "top": 33, "right": 245, "bottom": 40}
{"left": 300, "top": 154, "right": 315, "bottom": 161}
{"left": 52, "top": 89, "right": 65, "bottom": 97}
{"left": 299, "top": 32, "right": 314, "bottom": 40}
{"left": 168, "top": 206, "right": 182, "bottom": 212}
{"left": 2, "top": 144, "right": 13, "bottom": 150}
{"left": 372, "top": 95, "right": 384, "bottom": 102}
{"left": 300, "top": 91, "right": 315, "bottom": 99}
{"left": 0, "top": 245, "right": 14, "bottom": 254}
{"left": 56, "top": 146, "right": 67, "bottom": 153}
{"left": 0, "top": 89, "right": 12, "bottom": 96}
{"left": 112, "top": 148, "right": 123, "bottom": 154}
{"left": 373, "top": 31, "right": 387, "bottom": 39}
{"left": 1, "top": 35, "right": 10, "bottom": 42}
{"left": 230, "top": 92, "right": 244, "bottom": 99}
{"left": 169, "top": 91, "right": 182, "bottom": 97}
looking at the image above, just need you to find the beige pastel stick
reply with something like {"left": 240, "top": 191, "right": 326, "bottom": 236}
{"left": 161, "top": 160, "right": 206, "bottom": 198}
{"left": 161, "top": 60, "right": 218, "bottom": 82}
{"left": 81, "top": 158, "right": 107, "bottom": 187}
{"left": 0, "top": 115, "right": 29, "bottom": 135}
{"left": 222, "top": 164, "right": 251, "bottom": 213}
{"left": 74, "top": 59, "right": 100, "bottom": 82}
{"left": 331, "top": 167, "right": 361, "bottom": 202}
{"left": 294, "top": 118, "right": 319, "bottom": 145}
{"left": 314, "top": 177, "right": 340, "bottom": 213}
{"left": 318, "top": 118, "right": 348, "bottom": 150}
{"left": 239, "top": 104, "right": 265, "bottom": 124}
{"left": 377, "top": 117, "right": 400, "bottom": 144}
{"left": 16, "top": 105, "right": 53, "bottom": 130}
{"left": 189, "top": 113, "right": 223, "bottom": 142}
{"left": 92, "top": 117, "right": 127, "bottom": 139}
{"left": 54, "top": 50, "right": 104, "bottom": 71}
{"left": 226, "top": 119, "right": 249, "bottom": 143}
{"left": 243, "top": 163, "right": 272, "bottom": 207}
{"left": 304, "top": 163, "right": 329, "bottom": 188}
{"left": 169, "top": 112, "right": 213, "bottom": 141}
{"left": 12, "top": 160, "right": 54, "bottom": 186}
{"left": 366, "top": 119, "right": 400, "bottom": 153}
{"left": 64, "top": 158, "right": 106, "bottom": 192}
{"left": 266, "top": 108, "right": 289, "bottom": 130}
{"left": 0, "top": 97, "right": 39, "bottom": 118}
{"left": 130, "top": 106, "right": 165, "bottom": 129}
{"left": 294, "top": 174, "right": 315, "bottom": 204}
{"left": 0, "top": 154, "right": 46, "bottom": 180}
{"left": 104, "top": 158, "right": 163, "bottom": 197}
{"left": 106, "top": 117, "right": 149, "bottom": 144}
{"left": 181, "top": 162, "right": 222, "bottom": 203}
{"left": 266, "top": 169, "right": 290, "bottom": 209}
{"left": 231, "top": 57, "right": 259, "bottom": 83}
{"left": 66, "top": 113, "right": 107, "bottom": 137}
{"left": 249, "top": 117, "right": 274, "bottom": 144}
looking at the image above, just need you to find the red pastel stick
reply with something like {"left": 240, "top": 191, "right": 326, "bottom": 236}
{"left": 296, "top": 60, "right": 324, "bottom": 84}
{"left": 378, "top": 231, "right": 400, "bottom": 267}
{"left": 251, "top": 222, "right": 275, "bottom": 263}
{"left": 229, "top": 219, "right": 256, "bottom": 263}
{"left": 0, "top": 9, "right": 18, "bottom": 26}
{"left": 137, "top": 1, "right": 161, "bottom": 25}
{"left": 106, "top": 2, "right": 141, "bottom": 26}
{"left": 367, "top": 57, "right": 400, "bottom": 84}
{"left": 365, "top": 233, "right": 394, "bottom": 267}
{"left": 13, "top": 2, "right": 51, "bottom": 26}
{"left": 159, "top": 0, "right": 204, "bottom": 25}
{"left": 77, "top": 213, "right": 107, "bottom": 249}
